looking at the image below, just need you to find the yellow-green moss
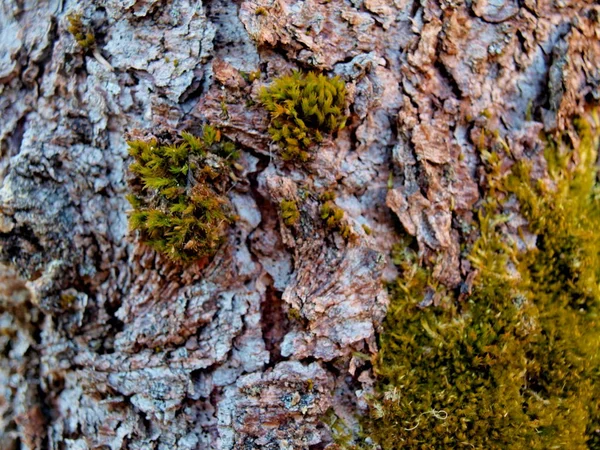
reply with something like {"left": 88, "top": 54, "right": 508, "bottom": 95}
{"left": 287, "top": 307, "right": 303, "bottom": 322}
{"left": 241, "top": 69, "right": 261, "bottom": 83}
{"left": 357, "top": 116, "right": 600, "bottom": 449}
{"left": 280, "top": 199, "right": 300, "bottom": 226}
{"left": 324, "top": 409, "right": 356, "bottom": 448}
{"left": 259, "top": 71, "right": 347, "bottom": 163}
{"left": 126, "top": 126, "right": 239, "bottom": 263}
{"left": 320, "top": 192, "right": 354, "bottom": 240}
{"left": 66, "top": 12, "right": 95, "bottom": 50}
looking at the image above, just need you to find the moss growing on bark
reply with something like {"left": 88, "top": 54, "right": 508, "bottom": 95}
{"left": 66, "top": 10, "right": 114, "bottom": 72}
{"left": 319, "top": 191, "right": 354, "bottom": 240}
{"left": 259, "top": 71, "right": 347, "bottom": 162}
{"left": 357, "top": 115, "right": 600, "bottom": 449}
{"left": 66, "top": 12, "right": 95, "bottom": 50}
{"left": 126, "top": 126, "right": 239, "bottom": 263}
{"left": 280, "top": 199, "right": 300, "bottom": 226}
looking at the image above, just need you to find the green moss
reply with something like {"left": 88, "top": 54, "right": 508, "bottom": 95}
{"left": 358, "top": 116, "right": 600, "bottom": 449}
{"left": 242, "top": 69, "right": 261, "bottom": 83}
{"left": 220, "top": 100, "right": 229, "bottom": 119}
{"left": 287, "top": 307, "right": 303, "bottom": 322}
{"left": 280, "top": 199, "right": 300, "bottom": 226}
{"left": 259, "top": 71, "right": 348, "bottom": 163}
{"left": 66, "top": 12, "right": 95, "bottom": 50}
{"left": 248, "top": 70, "right": 261, "bottom": 82}
{"left": 320, "top": 192, "right": 354, "bottom": 240}
{"left": 126, "top": 126, "right": 239, "bottom": 263}
{"left": 59, "top": 293, "right": 77, "bottom": 309}
{"left": 324, "top": 409, "right": 356, "bottom": 448}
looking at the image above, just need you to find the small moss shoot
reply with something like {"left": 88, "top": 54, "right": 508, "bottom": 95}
{"left": 319, "top": 192, "right": 354, "bottom": 240}
{"left": 255, "top": 6, "right": 268, "bottom": 16}
{"left": 248, "top": 69, "right": 261, "bottom": 82}
{"left": 280, "top": 199, "right": 300, "bottom": 226}
{"left": 66, "top": 12, "right": 95, "bottom": 50}
{"left": 356, "top": 116, "right": 600, "bottom": 449}
{"left": 126, "top": 126, "right": 239, "bottom": 263}
{"left": 220, "top": 100, "right": 229, "bottom": 119}
{"left": 66, "top": 11, "right": 114, "bottom": 72}
{"left": 241, "top": 70, "right": 261, "bottom": 83}
{"left": 324, "top": 409, "right": 356, "bottom": 448}
{"left": 259, "top": 71, "right": 348, "bottom": 163}
{"left": 287, "top": 307, "right": 303, "bottom": 322}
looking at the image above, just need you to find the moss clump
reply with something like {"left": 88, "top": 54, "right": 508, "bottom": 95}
{"left": 255, "top": 6, "right": 268, "bottom": 16}
{"left": 126, "top": 126, "right": 239, "bottom": 263}
{"left": 259, "top": 71, "right": 347, "bottom": 162}
{"left": 66, "top": 12, "right": 95, "bottom": 50}
{"left": 358, "top": 116, "right": 600, "bottom": 449}
{"left": 320, "top": 192, "right": 354, "bottom": 240}
{"left": 280, "top": 199, "right": 300, "bottom": 226}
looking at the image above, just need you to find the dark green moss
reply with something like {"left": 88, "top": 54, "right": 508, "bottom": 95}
{"left": 357, "top": 116, "right": 600, "bottom": 449}
{"left": 259, "top": 71, "right": 347, "bottom": 163}
{"left": 126, "top": 126, "right": 239, "bottom": 263}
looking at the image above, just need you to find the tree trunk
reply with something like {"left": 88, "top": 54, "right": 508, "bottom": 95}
{"left": 0, "top": 0, "right": 598, "bottom": 448}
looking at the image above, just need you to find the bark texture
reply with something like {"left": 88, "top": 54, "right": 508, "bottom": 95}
{"left": 0, "top": 0, "right": 598, "bottom": 449}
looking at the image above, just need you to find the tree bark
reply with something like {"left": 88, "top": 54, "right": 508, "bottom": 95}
{"left": 0, "top": 0, "right": 598, "bottom": 448}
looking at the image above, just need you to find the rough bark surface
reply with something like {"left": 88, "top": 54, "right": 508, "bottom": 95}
{"left": 0, "top": 0, "right": 598, "bottom": 449}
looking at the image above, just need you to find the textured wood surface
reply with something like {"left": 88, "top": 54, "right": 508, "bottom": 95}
{"left": 0, "top": 0, "right": 598, "bottom": 448}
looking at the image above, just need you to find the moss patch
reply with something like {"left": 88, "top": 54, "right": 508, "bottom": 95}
{"left": 259, "top": 71, "right": 347, "bottom": 163}
{"left": 320, "top": 191, "right": 354, "bottom": 240}
{"left": 280, "top": 199, "right": 300, "bottom": 226}
{"left": 66, "top": 12, "right": 95, "bottom": 50}
{"left": 358, "top": 116, "right": 600, "bottom": 449}
{"left": 126, "top": 126, "right": 239, "bottom": 263}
